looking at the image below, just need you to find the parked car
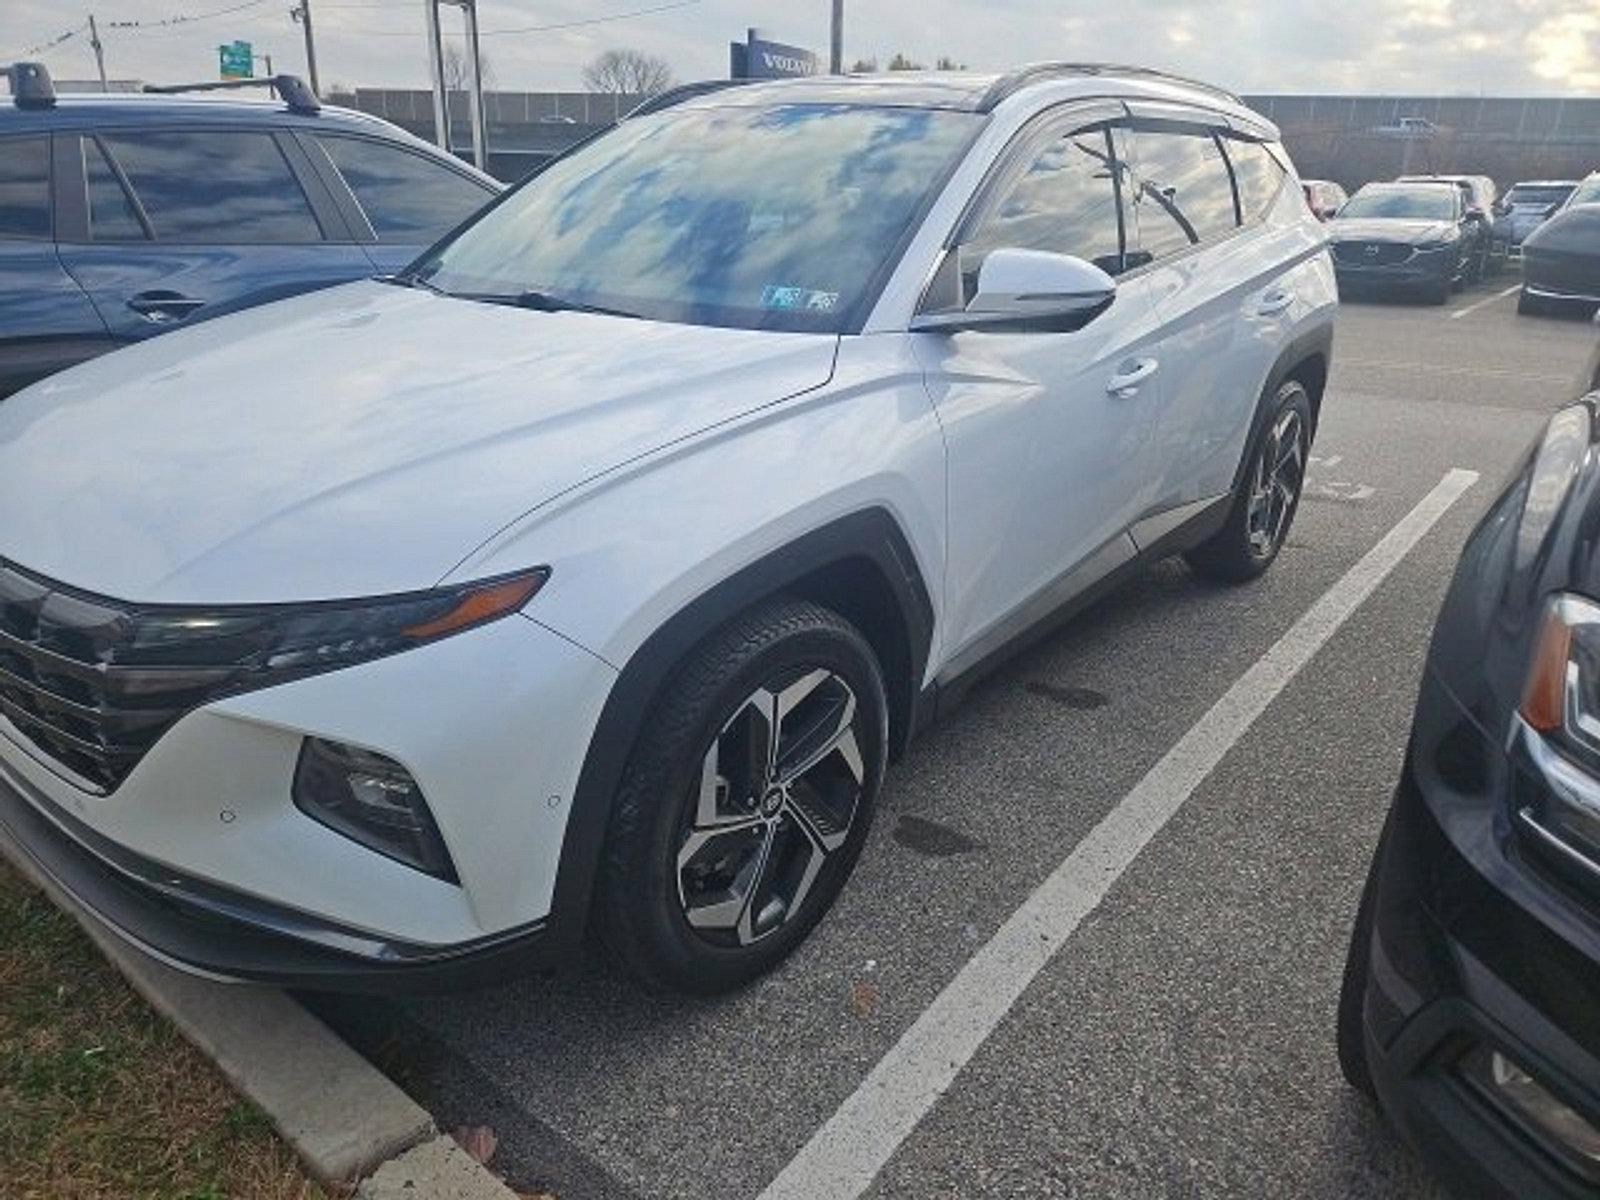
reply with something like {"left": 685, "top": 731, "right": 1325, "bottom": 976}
{"left": 0, "top": 62, "right": 500, "bottom": 398}
{"left": 1399, "top": 173, "right": 1499, "bottom": 274}
{"left": 1519, "top": 201, "right": 1600, "bottom": 315}
{"left": 1497, "top": 179, "right": 1579, "bottom": 258}
{"left": 1338, "top": 336, "right": 1600, "bottom": 1199}
{"left": 1373, "top": 116, "right": 1438, "bottom": 138}
{"left": 1328, "top": 181, "right": 1476, "bottom": 302}
{"left": 1558, "top": 173, "right": 1600, "bottom": 212}
{"left": 1302, "top": 178, "right": 1348, "bottom": 221}
{"left": 0, "top": 65, "right": 1336, "bottom": 995}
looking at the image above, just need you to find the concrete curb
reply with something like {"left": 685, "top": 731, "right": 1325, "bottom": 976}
{"left": 1, "top": 827, "right": 517, "bottom": 1197}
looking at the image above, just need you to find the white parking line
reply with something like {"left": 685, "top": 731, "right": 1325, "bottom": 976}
{"left": 1450, "top": 283, "right": 1520, "bottom": 320}
{"left": 757, "top": 468, "right": 1480, "bottom": 1200}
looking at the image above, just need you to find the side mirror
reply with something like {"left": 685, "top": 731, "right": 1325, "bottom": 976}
{"left": 911, "top": 248, "right": 1116, "bottom": 334}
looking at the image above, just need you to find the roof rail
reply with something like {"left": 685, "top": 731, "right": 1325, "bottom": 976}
{"left": 625, "top": 78, "right": 757, "bottom": 118}
{"left": 7, "top": 62, "right": 56, "bottom": 109}
{"left": 977, "top": 63, "right": 1242, "bottom": 112}
{"left": 142, "top": 74, "right": 320, "bottom": 114}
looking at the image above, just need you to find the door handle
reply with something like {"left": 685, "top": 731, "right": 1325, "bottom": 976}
{"left": 1253, "top": 289, "right": 1294, "bottom": 317}
{"left": 127, "top": 291, "right": 205, "bottom": 323}
{"left": 1106, "top": 357, "right": 1159, "bottom": 398}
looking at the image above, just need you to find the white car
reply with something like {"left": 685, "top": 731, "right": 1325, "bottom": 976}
{"left": 0, "top": 65, "right": 1336, "bottom": 994}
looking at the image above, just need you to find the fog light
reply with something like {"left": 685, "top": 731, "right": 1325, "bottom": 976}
{"left": 1461, "top": 1045, "right": 1600, "bottom": 1166}
{"left": 292, "top": 738, "right": 457, "bottom": 882}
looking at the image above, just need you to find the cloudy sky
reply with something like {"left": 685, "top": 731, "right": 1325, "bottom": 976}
{"left": 4, "top": 0, "right": 1598, "bottom": 95}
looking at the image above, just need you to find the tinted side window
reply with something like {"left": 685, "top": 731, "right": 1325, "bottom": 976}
{"left": 318, "top": 136, "right": 491, "bottom": 242}
{"left": 0, "top": 136, "right": 50, "bottom": 240}
{"left": 101, "top": 130, "right": 323, "bottom": 243}
{"left": 83, "top": 138, "right": 146, "bottom": 241}
{"left": 1225, "top": 139, "right": 1287, "bottom": 223}
{"left": 962, "top": 125, "right": 1126, "bottom": 294}
{"left": 1128, "top": 128, "right": 1237, "bottom": 262}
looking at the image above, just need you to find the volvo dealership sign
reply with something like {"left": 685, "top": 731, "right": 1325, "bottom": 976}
{"left": 729, "top": 28, "right": 819, "bottom": 79}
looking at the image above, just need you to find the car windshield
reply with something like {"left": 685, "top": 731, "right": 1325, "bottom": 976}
{"left": 414, "top": 103, "right": 983, "bottom": 333}
{"left": 1338, "top": 188, "right": 1457, "bottom": 220}
{"left": 1569, "top": 179, "right": 1600, "bottom": 207}
{"left": 1507, "top": 185, "right": 1573, "bottom": 207}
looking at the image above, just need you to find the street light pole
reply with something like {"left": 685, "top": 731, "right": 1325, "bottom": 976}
{"left": 461, "top": 0, "right": 486, "bottom": 171}
{"left": 829, "top": 0, "right": 843, "bottom": 74}
{"left": 291, "top": 0, "right": 321, "bottom": 94}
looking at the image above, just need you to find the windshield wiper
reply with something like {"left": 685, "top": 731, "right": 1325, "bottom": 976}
{"left": 384, "top": 270, "right": 448, "bottom": 296}
{"left": 475, "top": 289, "right": 644, "bottom": 320}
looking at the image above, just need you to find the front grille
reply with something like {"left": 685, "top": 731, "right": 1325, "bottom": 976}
{"left": 0, "top": 562, "right": 242, "bottom": 792}
{"left": 1332, "top": 241, "right": 1415, "bottom": 266}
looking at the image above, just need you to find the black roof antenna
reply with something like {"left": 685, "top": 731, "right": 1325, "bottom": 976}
{"left": 8, "top": 62, "right": 57, "bottom": 109}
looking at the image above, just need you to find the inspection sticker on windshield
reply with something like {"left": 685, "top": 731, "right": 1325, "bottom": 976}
{"left": 762, "top": 285, "right": 840, "bottom": 312}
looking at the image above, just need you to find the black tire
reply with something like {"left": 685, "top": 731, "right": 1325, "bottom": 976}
{"left": 1517, "top": 286, "right": 1545, "bottom": 316}
{"left": 595, "top": 598, "right": 888, "bottom": 994}
{"left": 1184, "top": 379, "right": 1313, "bottom": 584}
{"left": 1337, "top": 830, "right": 1388, "bottom": 1100}
{"left": 1427, "top": 277, "right": 1453, "bottom": 304}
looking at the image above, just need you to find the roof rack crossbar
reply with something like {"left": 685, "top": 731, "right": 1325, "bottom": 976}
{"left": 142, "top": 74, "right": 320, "bottom": 113}
{"left": 8, "top": 62, "right": 56, "bottom": 109}
{"left": 977, "top": 63, "right": 1242, "bottom": 112}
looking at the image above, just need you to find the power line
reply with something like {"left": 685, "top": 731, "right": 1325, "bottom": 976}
{"left": 105, "top": 0, "right": 274, "bottom": 32}
{"left": 328, "top": 0, "right": 701, "bottom": 37}
{"left": 14, "top": 22, "right": 87, "bottom": 58}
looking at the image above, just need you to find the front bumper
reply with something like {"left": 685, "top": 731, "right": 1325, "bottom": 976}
{"left": 1333, "top": 247, "right": 1457, "bottom": 290}
{"left": 1357, "top": 671, "right": 1600, "bottom": 1198}
{"left": 0, "top": 759, "right": 552, "bottom": 990}
{"left": 0, "top": 610, "right": 619, "bottom": 989}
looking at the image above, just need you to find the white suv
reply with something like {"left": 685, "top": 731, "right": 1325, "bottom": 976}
{"left": 0, "top": 65, "right": 1335, "bottom": 994}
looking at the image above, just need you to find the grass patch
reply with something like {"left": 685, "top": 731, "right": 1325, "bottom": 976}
{"left": 0, "top": 860, "right": 333, "bottom": 1200}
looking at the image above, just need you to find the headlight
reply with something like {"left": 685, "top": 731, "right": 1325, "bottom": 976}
{"left": 119, "top": 567, "right": 550, "bottom": 676}
{"left": 1516, "top": 404, "right": 1593, "bottom": 571}
{"left": 1521, "top": 594, "right": 1600, "bottom": 753}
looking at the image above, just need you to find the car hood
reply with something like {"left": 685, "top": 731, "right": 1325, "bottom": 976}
{"left": 1329, "top": 218, "right": 1457, "bottom": 244}
{"left": 0, "top": 281, "right": 838, "bottom": 604}
{"left": 1525, "top": 204, "right": 1600, "bottom": 256}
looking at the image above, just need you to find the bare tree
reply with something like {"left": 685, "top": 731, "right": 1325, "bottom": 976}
{"left": 583, "top": 48, "right": 673, "bottom": 97}
{"left": 886, "top": 53, "right": 924, "bottom": 71}
{"left": 849, "top": 57, "right": 878, "bottom": 73}
{"left": 442, "top": 43, "right": 495, "bottom": 92}
{"left": 935, "top": 56, "right": 965, "bottom": 70}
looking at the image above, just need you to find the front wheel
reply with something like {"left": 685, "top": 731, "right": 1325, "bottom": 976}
{"left": 595, "top": 598, "right": 888, "bottom": 994}
{"left": 1185, "top": 379, "right": 1313, "bottom": 584}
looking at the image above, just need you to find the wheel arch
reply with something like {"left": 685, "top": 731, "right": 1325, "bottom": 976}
{"left": 541, "top": 507, "right": 934, "bottom": 956}
{"left": 1232, "top": 325, "right": 1333, "bottom": 493}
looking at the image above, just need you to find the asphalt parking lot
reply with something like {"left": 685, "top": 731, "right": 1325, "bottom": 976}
{"left": 310, "top": 280, "right": 1599, "bottom": 1200}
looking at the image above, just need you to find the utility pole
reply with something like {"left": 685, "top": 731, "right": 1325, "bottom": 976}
{"left": 290, "top": 0, "right": 320, "bottom": 94}
{"left": 829, "top": 0, "right": 843, "bottom": 74}
{"left": 87, "top": 13, "right": 108, "bottom": 91}
{"left": 424, "top": 0, "right": 449, "bottom": 151}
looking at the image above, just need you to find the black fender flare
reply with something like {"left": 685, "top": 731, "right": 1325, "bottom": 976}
{"left": 541, "top": 507, "right": 934, "bottom": 956}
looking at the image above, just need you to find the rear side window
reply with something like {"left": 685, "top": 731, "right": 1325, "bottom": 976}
{"left": 100, "top": 130, "right": 324, "bottom": 243}
{"left": 0, "top": 136, "right": 50, "bottom": 240}
{"left": 317, "top": 135, "right": 491, "bottom": 242}
{"left": 83, "top": 138, "right": 147, "bottom": 241}
{"left": 961, "top": 124, "right": 1127, "bottom": 290}
{"left": 1127, "top": 128, "right": 1237, "bottom": 262}
{"left": 1226, "top": 139, "right": 1287, "bottom": 223}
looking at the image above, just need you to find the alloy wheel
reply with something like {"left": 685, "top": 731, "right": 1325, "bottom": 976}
{"left": 676, "top": 667, "right": 867, "bottom": 946}
{"left": 1245, "top": 407, "right": 1307, "bottom": 558}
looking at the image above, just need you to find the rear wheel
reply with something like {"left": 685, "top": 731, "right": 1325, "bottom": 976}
{"left": 1517, "top": 286, "right": 1547, "bottom": 316}
{"left": 1184, "top": 380, "right": 1312, "bottom": 584}
{"left": 595, "top": 598, "right": 888, "bottom": 994}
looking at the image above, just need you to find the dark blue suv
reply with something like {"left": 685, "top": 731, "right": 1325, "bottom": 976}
{"left": 0, "top": 64, "right": 500, "bottom": 397}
